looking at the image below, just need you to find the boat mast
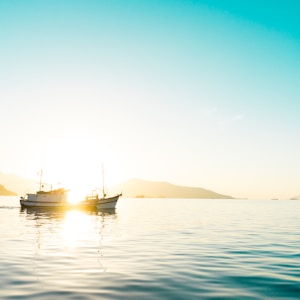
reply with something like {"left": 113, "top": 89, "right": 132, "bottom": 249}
{"left": 39, "top": 147, "right": 45, "bottom": 191}
{"left": 102, "top": 163, "right": 106, "bottom": 198}
{"left": 39, "top": 169, "right": 43, "bottom": 191}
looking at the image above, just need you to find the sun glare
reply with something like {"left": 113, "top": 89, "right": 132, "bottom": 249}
{"left": 36, "top": 133, "right": 123, "bottom": 203}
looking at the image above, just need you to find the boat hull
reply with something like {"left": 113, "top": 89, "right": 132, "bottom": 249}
{"left": 20, "top": 194, "right": 121, "bottom": 209}
{"left": 20, "top": 200, "right": 72, "bottom": 208}
{"left": 95, "top": 195, "right": 120, "bottom": 209}
{"left": 79, "top": 194, "right": 121, "bottom": 209}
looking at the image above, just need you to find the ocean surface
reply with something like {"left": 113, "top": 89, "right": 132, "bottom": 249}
{"left": 1, "top": 197, "right": 300, "bottom": 299}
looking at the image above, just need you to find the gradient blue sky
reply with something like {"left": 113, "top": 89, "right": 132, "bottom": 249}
{"left": 1, "top": 0, "right": 299, "bottom": 198}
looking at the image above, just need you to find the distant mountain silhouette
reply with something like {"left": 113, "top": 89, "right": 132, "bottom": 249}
{"left": 111, "top": 178, "right": 233, "bottom": 199}
{"left": 0, "top": 184, "right": 17, "bottom": 196}
{"left": 0, "top": 172, "right": 36, "bottom": 196}
{"left": 0, "top": 172, "right": 234, "bottom": 199}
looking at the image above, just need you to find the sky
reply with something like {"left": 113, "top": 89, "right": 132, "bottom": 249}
{"left": 0, "top": 0, "right": 300, "bottom": 199}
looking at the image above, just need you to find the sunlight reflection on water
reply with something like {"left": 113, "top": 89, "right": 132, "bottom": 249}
{"left": 61, "top": 210, "right": 91, "bottom": 249}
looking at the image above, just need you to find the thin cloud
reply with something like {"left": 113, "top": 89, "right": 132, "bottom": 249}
{"left": 232, "top": 114, "right": 245, "bottom": 121}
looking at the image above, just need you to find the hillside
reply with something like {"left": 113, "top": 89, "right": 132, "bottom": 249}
{"left": 0, "top": 184, "right": 17, "bottom": 196}
{"left": 111, "top": 178, "right": 233, "bottom": 199}
{"left": 0, "top": 172, "right": 234, "bottom": 199}
{"left": 0, "top": 172, "right": 36, "bottom": 196}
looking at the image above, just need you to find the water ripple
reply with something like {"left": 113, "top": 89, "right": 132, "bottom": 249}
{"left": 1, "top": 198, "right": 300, "bottom": 299}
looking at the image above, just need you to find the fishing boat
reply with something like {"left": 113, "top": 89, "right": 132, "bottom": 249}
{"left": 81, "top": 192, "right": 122, "bottom": 209}
{"left": 20, "top": 167, "right": 122, "bottom": 209}
{"left": 20, "top": 169, "right": 70, "bottom": 208}
{"left": 80, "top": 164, "right": 122, "bottom": 209}
{"left": 20, "top": 187, "right": 70, "bottom": 208}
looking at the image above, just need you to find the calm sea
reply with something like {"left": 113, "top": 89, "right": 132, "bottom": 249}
{"left": 1, "top": 197, "right": 300, "bottom": 299}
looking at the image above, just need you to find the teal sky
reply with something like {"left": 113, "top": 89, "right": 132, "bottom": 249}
{"left": 1, "top": 0, "right": 299, "bottom": 198}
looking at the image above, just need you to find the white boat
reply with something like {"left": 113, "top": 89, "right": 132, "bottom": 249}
{"left": 20, "top": 187, "right": 70, "bottom": 208}
{"left": 20, "top": 169, "right": 70, "bottom": 208}
{"left": 80, "top": 164, "right": 122, "bottom": 209}
{"left": 20, "top": 167, "right": 121, "bottom": 209}
{"left": 20, "top": 188, "right": 121, "bottom": 209}
{"left": 81, "top": 193, "right": 121, "bottom": 209}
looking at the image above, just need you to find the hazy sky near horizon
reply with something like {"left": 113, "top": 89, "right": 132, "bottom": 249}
{"left": 1, "top": 0, "right": 299, "bottom": 199}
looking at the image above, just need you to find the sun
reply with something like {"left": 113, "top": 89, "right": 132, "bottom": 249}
{"left": 38, "top": 132, "right": 122, "bottom": 204}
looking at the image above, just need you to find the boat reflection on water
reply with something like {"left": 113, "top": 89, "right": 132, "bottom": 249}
{"left": 20, "top": 205, "right": 117, "bottom": 219}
